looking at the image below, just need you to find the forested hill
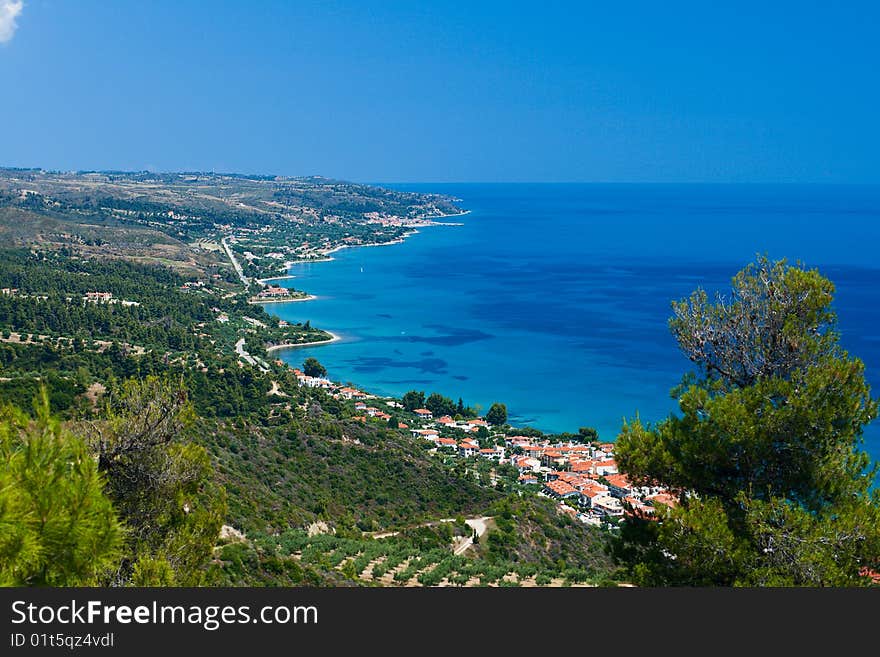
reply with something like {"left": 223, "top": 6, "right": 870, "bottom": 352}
{"left": 0, "top": 169, "right": 463, "bottom": 279}
{"left": 0, "top": 170, "right": 617, "bottom": 588}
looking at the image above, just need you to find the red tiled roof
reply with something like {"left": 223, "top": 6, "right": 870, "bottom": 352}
{"left": 647, "top": 492, "right": 679, "bottom": 508}
{"left": 545, "top": 480, "right": 577, "bottom": 496}
{"left": 605, "top": 473, "right": 631, "bottom": 489}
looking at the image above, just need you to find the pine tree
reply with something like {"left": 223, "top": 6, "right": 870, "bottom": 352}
{"left": 614, "top": 257, "right": 880, "bottom": 586}
{"left": 0, "top": 391, "right": 122, "bottom": 585}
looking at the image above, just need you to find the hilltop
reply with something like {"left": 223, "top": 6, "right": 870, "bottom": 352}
{"left": 0, "top": 168, "right": 463, "bottom": 280}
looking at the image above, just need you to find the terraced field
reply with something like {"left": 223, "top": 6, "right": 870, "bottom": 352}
{"left": 260, "top": 530, "right": 605, "bottom": 587}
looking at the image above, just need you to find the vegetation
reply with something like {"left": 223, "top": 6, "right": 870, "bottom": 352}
{"left": 614, "top": 257, "right": 880, "bottom": 586}
{"left": 0, "top": 168, "right": 625, "bottom": 588}
{"left": 486, "top": 402, "right": 508, "bottom": 426}
{"left": 0, "top": 393, "right": 122, "bottom": 586}
{"left": 303, "top": 357, "right": 327, "bottom": 378}
{"left": 210, "top": 508, "right": 616, "bottom": 588}
{"left": 87, "top": 377, "right": 226, "bottom": 585}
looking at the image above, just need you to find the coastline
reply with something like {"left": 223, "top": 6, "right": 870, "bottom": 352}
{"left": 261, "top": 208, "right": 469, "bottom": 336}
{"left": 259, "top": 207, "right": 467, "bottom": 389}
{"left": 260, "top": 209, "right": 472, "bottom": 270}
{"left": 256, "top": 274, "right": 298, "bottom": 284}
{"left": 265, "top": 331, "right": 342, "bottom": 352}
{"left": 251, "top": 294, "right": 317, "bottom": 305}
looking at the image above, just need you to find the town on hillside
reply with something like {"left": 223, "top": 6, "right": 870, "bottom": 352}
{"left": 290, "top": 365, "right": 678, "bottom": 527}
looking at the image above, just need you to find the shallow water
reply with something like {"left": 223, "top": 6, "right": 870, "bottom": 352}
{"left": 266, "top": 183, "right": 880, "bottom": 467}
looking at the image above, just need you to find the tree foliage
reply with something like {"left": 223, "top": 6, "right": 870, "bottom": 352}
{"left": 402, "top": 390, "right": 425, "bottom": 412}
{"left": 614, "top": 257, "right": 880, "bottom": 586}
{"left": 302, "top": 357, "right": 327, "bottom": 379}
{"left": 0, "top": 392, "right": 122, "bottom": 585}
{"left": 426, "top": 392, "right": 456, "bottom": 418}
{"left": 86, "top": 376, "right": 226, "bottom": 585}
{"left": 486, "top": 402, "right": 508, "bottom": 426}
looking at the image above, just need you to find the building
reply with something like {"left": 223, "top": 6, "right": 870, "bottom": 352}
{"left": 257, "top": 285, "right": 291, "bottom": 299}
{"left": 412, "top": 429, "right": 440, "bottom": 441}
{"left": 605, "top": 473, "right": 633, "bottom": 499}
{"left": 84, "top": 292, "right": 113, "bottom": 303}
{"left": 458, "top": 442, "right": 479, "bottom": 458}
{"left": 591, "top": 495, "right": 624, "bottom": 518}
{"left": 543, "top": 480, "right": 579, "bottom": 500}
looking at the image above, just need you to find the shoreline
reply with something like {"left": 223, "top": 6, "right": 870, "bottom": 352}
{"left": 256, "top": 274, "right": 298, "bottom": 284}
{"left": 251, "top": 294, "right": 317, "bottom": 305}
{"left": 265, "top": 331, "right": 342, "bottom": 352}
{"left": 259, "top": 209, "right": 472, "bottom": 270}
{"left": 259, "top": 207, "right": 465, "bottom": 386}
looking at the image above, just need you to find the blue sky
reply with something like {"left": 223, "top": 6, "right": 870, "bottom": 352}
{"left": 0, "top": 1, "right": 877, "bottom": 182}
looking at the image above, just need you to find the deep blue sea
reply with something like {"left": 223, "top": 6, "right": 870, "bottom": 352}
{"left": 266, "top": 184, "right": 880, "bottom": 468}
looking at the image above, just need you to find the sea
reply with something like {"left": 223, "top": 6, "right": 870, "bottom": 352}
{"left": 265, "top": 184, "right": 880, "bottom": 468}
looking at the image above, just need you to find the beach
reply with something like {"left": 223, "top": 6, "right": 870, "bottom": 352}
{"left": 265, "top": 331, "right": 342, "bottom": 352}
{"left": 259, "top": 183, "right": 880, "bottom": 471}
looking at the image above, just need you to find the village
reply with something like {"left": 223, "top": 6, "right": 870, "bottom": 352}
{"left": 289, "top": 365, "right": 679, "bottom": 529}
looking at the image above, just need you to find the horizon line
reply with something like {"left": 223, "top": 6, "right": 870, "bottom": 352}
{"left": 2, "top": 166, "right": 878, "bottom": 186}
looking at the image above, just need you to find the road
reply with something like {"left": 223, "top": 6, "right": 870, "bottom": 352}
{"left": 368, "top": 516, "right": 493, "bottom": 554}
{"left": 453, "top": 517, "right": 492, "bottom": 556}
{"left": 222, "top": 236, "right": 250, "bottom": 286}
{"left": 235, "top": 337, "right": 269, "bottom": 372}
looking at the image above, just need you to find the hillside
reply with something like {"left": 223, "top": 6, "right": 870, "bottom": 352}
{"left": 0, "top": 170, "right": 617, "bottom": 587}
{"left": 0, "top": 169, "right": 464, "bottom": 280}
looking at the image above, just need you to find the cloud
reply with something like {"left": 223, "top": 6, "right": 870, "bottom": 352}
{"left": 0, "top": 1, "right": 24, "bottom": 44}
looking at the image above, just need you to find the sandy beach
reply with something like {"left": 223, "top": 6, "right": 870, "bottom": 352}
{"left": 265, "top": 331, "right": 342, "bottom": 352}
{"left": 256, "top": 274, "right": 298, "bottom": 284}
{"left": 251, "top": 294, "right": 317, "bottom": 305}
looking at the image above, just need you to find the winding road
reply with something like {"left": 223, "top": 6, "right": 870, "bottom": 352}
{"left": 368, "top": 516, "right": 493, "bottom": 555}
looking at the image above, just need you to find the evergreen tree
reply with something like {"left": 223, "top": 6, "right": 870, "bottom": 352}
{"left": 0, "top": 392, "right": 122, "bottom": 585}
{"left": 87, "top": 376, "right": 226, "bottom": 585}
{"left": 303, "top": 357, "right": 327, "bottom": 378}
{"left": 426, "top": 393, "right": 457, "bottom": 418}
{"left": 486, "top": 402, "right": 508, "bottom": 426}
{"left": 402, "top": 390, "right": 425, "bottom": 411}
{"left": 614, "top": 258, "right": 880, "bottom": 586}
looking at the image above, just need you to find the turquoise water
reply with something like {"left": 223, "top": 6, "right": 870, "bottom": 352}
{"left": 266, "top": 184, "right": 880, "bottom": 465}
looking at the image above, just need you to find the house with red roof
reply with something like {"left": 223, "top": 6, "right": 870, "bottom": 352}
{"left": 543, "top": 480, "right": 579, "bottom": 500}
{"left": 647, "top": 491, "right": 679, "bottom": 509}
{"left": 570, "top": 460, "right": 595, "bottom": 474}
{"left": 412, "top": 428, "right": 440, "bottom": 441}
{"left": 578, "top": 482, "right": 610, "bottom": 508}
{"left": 513, "top": 456, "right": 541, "bottom": 473}
{"left": 605, "top": 473, "right": 633, "bottom": 499}
{"left": 594, "top": 459, "right": 618, "bottom": 476}
{"left": 458, "top": 441, "right": 479, "bottom": 458}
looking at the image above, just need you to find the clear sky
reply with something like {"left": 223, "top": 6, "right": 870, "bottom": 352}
{"left": 0, "top": 1, "right": 877, "bottom": 182}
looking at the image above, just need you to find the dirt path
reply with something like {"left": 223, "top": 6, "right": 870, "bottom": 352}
{"left": 368, "top": 516, "right": 494, "bottom": 542}
{"left": 453, "top": 517, "right": 492, "bottom": 556}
